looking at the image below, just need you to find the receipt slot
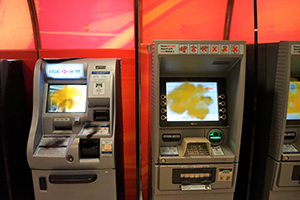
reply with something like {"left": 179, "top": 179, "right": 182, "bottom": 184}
{"left": 150, "top": 40, "right": 246, "bottom": 200}
{"left": 27, "top": 58, "right": 122, "bottom": 200}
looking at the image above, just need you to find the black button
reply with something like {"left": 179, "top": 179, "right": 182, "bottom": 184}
{"left": 39, "top": 177, "right": 47, "bottom": 190}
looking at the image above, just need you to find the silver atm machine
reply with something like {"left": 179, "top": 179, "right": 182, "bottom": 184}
{"left": 260, "top": 41, "right": 300, "bottom": 199}
{"left": 27, "top": 58, "right": 122, "bottom": 200}
{"left": 150, "top": 40, "right": 246, "bottom": 200}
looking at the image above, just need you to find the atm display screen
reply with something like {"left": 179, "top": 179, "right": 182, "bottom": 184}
{"left": 287, "top": 80, "right": 300, "bottom": 120}
{"left": 160, "top": 78, "right": 227, "bottom": 127}
{"left": 166, "top": 82, "right": 219, "bottom": 121}
{"left": 47, "top": 85, "right": 87, "bottom": 113}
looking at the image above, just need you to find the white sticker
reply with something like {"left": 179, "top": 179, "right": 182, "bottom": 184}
{"left": 91, "top": 74, "right": 110, "bottom": 81}
{"left": 93, "top": 82, "right": 105, "bottom": 95}
{"left": 291, "top": 44, "right": 300, "bottom": 54}
{"left": 212, "top": 146, "right": 224, "bottom": 156}
{"left": 160, "top": 146, "right": 179, "bottom": 156}
{"left": 231, "top": 44, "right": 240, "bottom": 54}
{"left": 158, "top": 44, "right": 178, "bottom": 54}
{"left": 189, "top": 44, "right": 198, "bottom": 54}
{"left": 220, "top": 44, "right": 229, "bottom": 54}
{"left": 211, "top": 44, "right": 219, "bottom": 54}
{"left": 179, "top": 44, "right": 188, "bottom": 54}
{"left": 102, "top": 140, "right": 113, "bottom": 157}
{"left": 181, "top": 184, "right": 211, "bottom": 191}
{"left": 200, "top": 44, "right": 209, "bottom": 54}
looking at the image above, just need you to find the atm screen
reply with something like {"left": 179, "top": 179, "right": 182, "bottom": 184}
{"left": 287, "top": 80, "right": 300, "bottom": 120}
{"left": 160, "top": 78, "right": 227, "bottom": 126}
{"left": 166, "top": 82, "right": 219, "bottom": 121}
{"left": 47, "top": 85, "right": 87, "bottom": 113}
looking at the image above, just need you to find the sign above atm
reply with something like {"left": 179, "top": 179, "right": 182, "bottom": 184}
{"left": 45, "top": 63, "right": 85, "bottom": 79}
{"left": 158, "top": 44, "right": 243, "bottom": 55}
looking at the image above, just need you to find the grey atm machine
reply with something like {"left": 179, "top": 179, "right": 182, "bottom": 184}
{"left": 260, "top": 41, "right": 300, "bottom": 199}
{"left": 150, "top": 40, "right": 246, "bottom": 200}
{"left": 27, "top": 58, "right": 122, "bottom": 200}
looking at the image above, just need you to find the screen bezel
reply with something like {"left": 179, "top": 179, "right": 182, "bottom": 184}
{"left": 160, "top": 77, "right": 228, "bottom": 127}
{"left": 46, "top": 84, "right": 87, "bottom": 113}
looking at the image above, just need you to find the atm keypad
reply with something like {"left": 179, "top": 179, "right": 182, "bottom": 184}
{"left": 185, "top": 143, "right": 210, "bottom": 156}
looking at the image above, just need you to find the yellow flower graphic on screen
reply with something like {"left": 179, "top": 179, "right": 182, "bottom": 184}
{"left": 51, "top": 86, "right": 83, "bottom": 112}
{"left": 167, "top": 82, "right": 213, "bottom": 120}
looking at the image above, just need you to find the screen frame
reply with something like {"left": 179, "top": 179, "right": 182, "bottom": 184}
{"left": 46, "top": 84, "right": 87, "bottom": 113}
{"left": 160, "top": 77, "right": 228, "bottom": 127}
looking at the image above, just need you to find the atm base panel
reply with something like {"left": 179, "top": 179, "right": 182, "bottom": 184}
{"left": 31, "top": 169, "right": 116, "bottom": 200}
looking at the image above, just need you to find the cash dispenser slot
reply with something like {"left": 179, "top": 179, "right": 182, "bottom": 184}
{"left": 93, "top": 110, "right": 109, "bottom": 121}
{"left": 173, "top": 168, "right": 216, "bottom": 185}
{"left": 79, "top": 139, "right": 100, "bottom": 158}
{"left": 285, "top": 132, "right": 296, "bottom": 140}
{"left": 53, "top": 118, "right": 72, "bottom": 133}
{"left": 49, "top": 174, "right": 97, "bottom": 184}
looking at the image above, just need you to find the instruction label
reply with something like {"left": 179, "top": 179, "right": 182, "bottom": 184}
{"left": 158, "top": 44, "right": 178, "bottom": 54}
{"left": 160, "top": 146, "right": 179, "bottom": 156}
{"left": 211, "top": 146, "right": 224, "bottom": 156}
{"left": 91, "top": 71, "right": 110, "bottom": 81}
{"left": 292, "top": 44, "right": 300, "bottom": 54}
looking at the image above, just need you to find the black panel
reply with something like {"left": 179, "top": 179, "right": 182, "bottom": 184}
{"left": 39, "top": 177, "right": 47, "bottom": 190}
{"left": 292, "top": 165, "right": 300, "bottom": 181}
{"left": 79, "top": 139, "right": 100, "bottom": 158}
{"left": 0, "top": 60, "right": 34, "bottom": 200}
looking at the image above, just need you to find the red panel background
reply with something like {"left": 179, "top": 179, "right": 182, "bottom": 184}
{"left": 35, "top": 0, "right": 134, "bottom": 49}
{"left": 257, "top": 0, "right": 300, "bottom": 43}
{"left": 0, "top": 0, "right": 35, "bottom": 49}
{"left": 142, "top": 0, "right": 227, "bottom": 44}
{"left": 229, "top": 0, "right": 254, "bottom": 43}
{"left": 140, "top": 44, "right": 151, "bottom": 200}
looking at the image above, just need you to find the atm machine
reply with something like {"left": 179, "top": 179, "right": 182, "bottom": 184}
{"left": 150, "top": 40, "right": 246, "bottom": 200}
{"left": 253, "top": 41, "right": 300, "bottom": 200}
{"left": 27, "top": 58, "right": 122, "bottom": 200}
